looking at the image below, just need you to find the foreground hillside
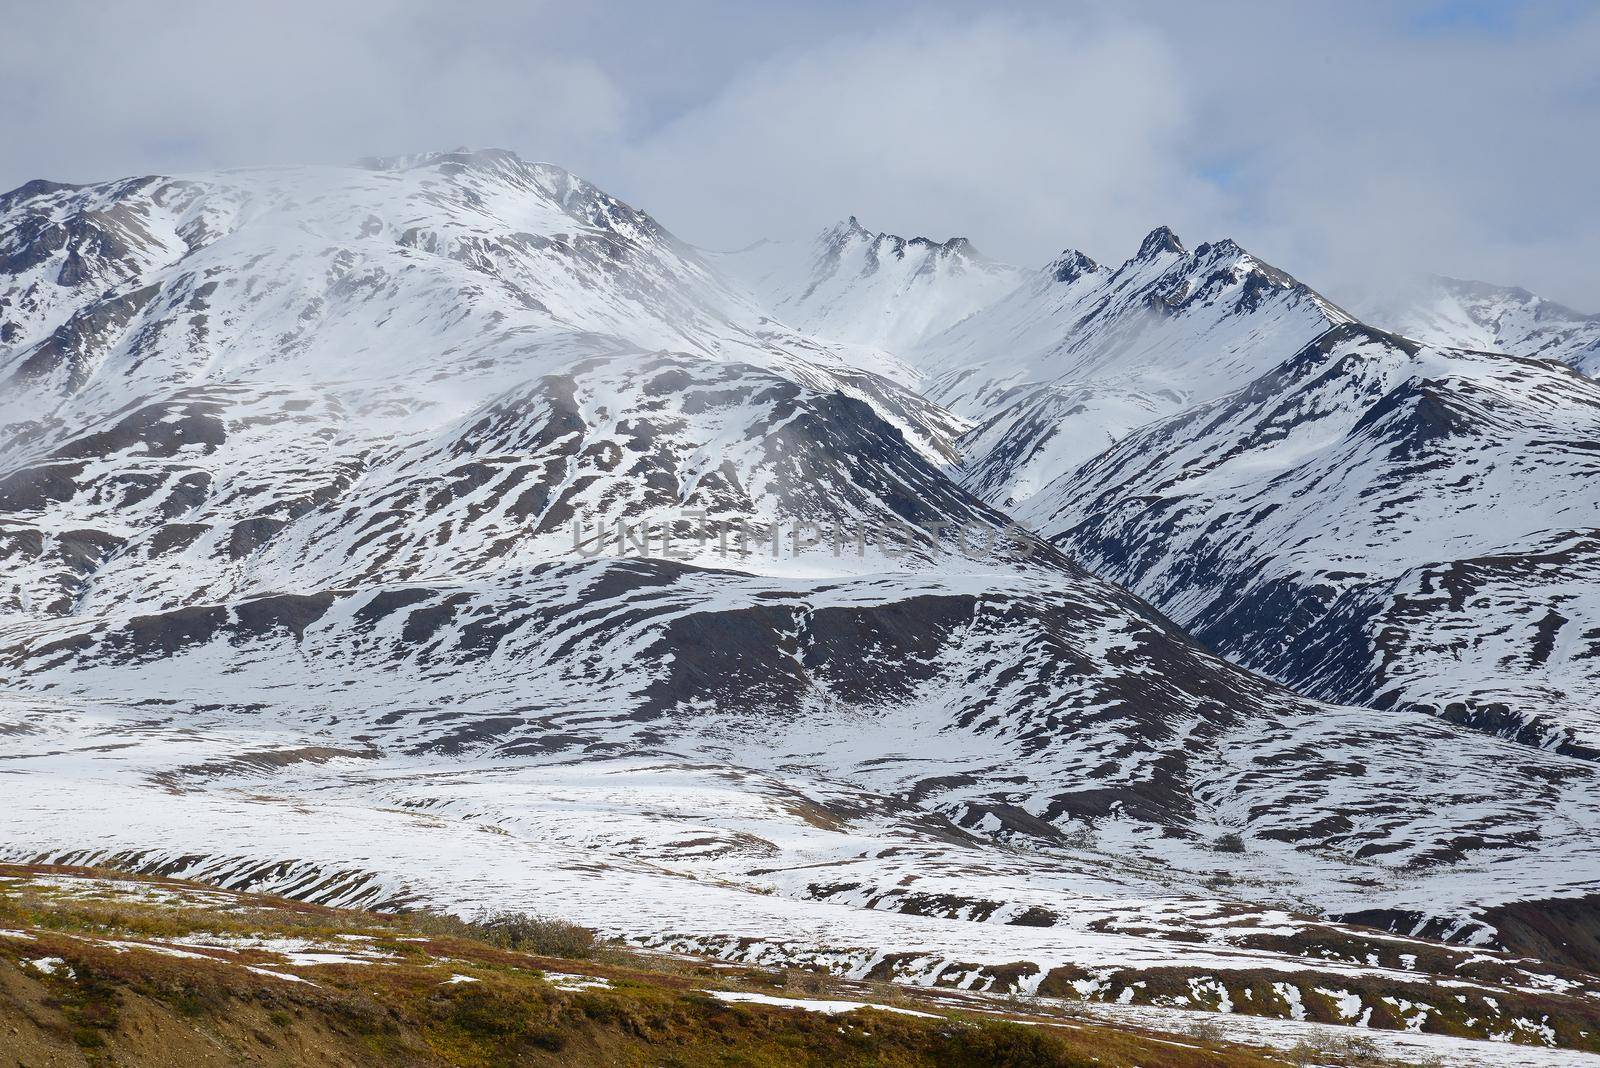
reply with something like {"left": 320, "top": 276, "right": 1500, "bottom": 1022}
{"left": 0, "top": 864, "right": 1309, "bottom": 1068}
{"left": 6, "top": 864, "right": 1597, "bottom": 1068}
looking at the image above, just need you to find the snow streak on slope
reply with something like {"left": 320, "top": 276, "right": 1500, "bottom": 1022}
{"left": 1033, "top": 323, "right": 1600, "bottom": 754}
{"left": 9, "top": 554, "right": 1600, "bottom": 975}
{"left": 0, "top": 347, "right": 1051, "bottom": 639}
{"left": 1370, "top": 275, "right": 1600, "bottom": 376}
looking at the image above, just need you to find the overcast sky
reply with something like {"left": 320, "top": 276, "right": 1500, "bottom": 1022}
{"left": 4, "top": 0, "right": 1597, "bottom": 309}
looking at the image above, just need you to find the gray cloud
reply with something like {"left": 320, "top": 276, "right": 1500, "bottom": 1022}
{"left": 0, "top": 0, "right": 627, "bottom": 183}
{"left": 1156, "top": 3, "right": 1600, "bottom": 311}
{"left": 3, "top": 1, "right": 1596, "bottom": 310}
{"left": 613, "top": 14, "right": 1225, "bottom": 268}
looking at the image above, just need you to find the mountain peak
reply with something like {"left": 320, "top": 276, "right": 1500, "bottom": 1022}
{"left": 1048, "top": 249, "right": 1101, "bottom": 284}
{"left": 1191, "top": 238, "right": 1243, "bottom": 260}
{"left": 0, "top": 177, "right": 85, "bottom": 213}
{"left": 1427, "top": 273, "right": 1594, "bottom": 317}
{"left": 828, "top": 215, "right": 879, "bottom": 242}
{"left": 824, "top": 217, "right": 988, "bottom": 262}
{"left": 914, "top": 233, "right": 983, "bottom": 260}
{"left": 1136, "top": 225, "right": 1187, "bottom": 260}
{"left": 1369, "top": 273, "right": 1600, "bottom": 374}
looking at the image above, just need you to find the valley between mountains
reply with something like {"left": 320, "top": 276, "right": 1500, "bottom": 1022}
{"left": 2, "top": 148, "right": 1599, "bottom": 1061}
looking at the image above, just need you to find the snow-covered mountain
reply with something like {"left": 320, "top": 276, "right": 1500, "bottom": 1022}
{"left": 910, "top": 228, "right": 1352, "bottom": 508}
{"left": 717, "top": 216, "right": 1026, "bottom": 384}
{"left": 768, "top": 219, "right": 1600, "bottom": 766}
{"left": 1370, "top": 274, "right": 1600, "bottom": 375}
{"left": 0, "top": 150, "right": 973, "bottom": 468}
{"left": 1030, "top": 323, "right": 1600, "bottom": 756}
{"left": 4, "top": 149, "right": 1600, "bottom": 1057}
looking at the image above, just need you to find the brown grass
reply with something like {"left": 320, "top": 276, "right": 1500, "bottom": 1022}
{"left": 0, "top": 863, "right": 1335, "bottom": 1067}
{"left": 399, "top": 908, "right": 601, "bottom": 958}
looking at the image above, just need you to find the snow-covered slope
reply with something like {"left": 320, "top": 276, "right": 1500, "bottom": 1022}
{"left": 908, "top": 228, "right": 1352, "bottom": 507}
{"left": 14, "top": 693, "right": 1600, "bottom": 1060}
{"left": 1032, "top": 322, "right": 1600, "bottom": 755}
{"left": 716, "top": 216, "right": 1026, "bottom": 385}
{"left": 0, "top": 149, "right": 967, "bottom": 467}
{"left": 1370, "top": 275, "right": 1600, "bottom": 376}
{"left": 1, "top": 151, "right": 765, "bottom": 402}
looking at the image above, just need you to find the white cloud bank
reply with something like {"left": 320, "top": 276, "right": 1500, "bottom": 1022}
{"left": 3, "top": 1, "right": 1597, "bottom": 310}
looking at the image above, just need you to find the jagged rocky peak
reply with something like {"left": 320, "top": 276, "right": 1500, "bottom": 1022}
{"left": 1128, "top": 227, "right": 1271, "bottom": 276}
{"left": 1135, "top": 230, "right": 1351, "bottom": 322}
{"left": 1048, "top": 248, "right": 1102, "bottom": 284}
{"left": 824, "top": 215, "right": 989, "bottom": 263}
{"left": 1135, "top": 224, "right": 1187, "bottom": 260}
{"left": 1192, "top": 237, "right": 1316, "bottom": 293}
{"left": 1190, "top": 237, "right": 1242, "bottom": 260}
{"left": 714, "top": 212, "right": 1027, "bottom": 358}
